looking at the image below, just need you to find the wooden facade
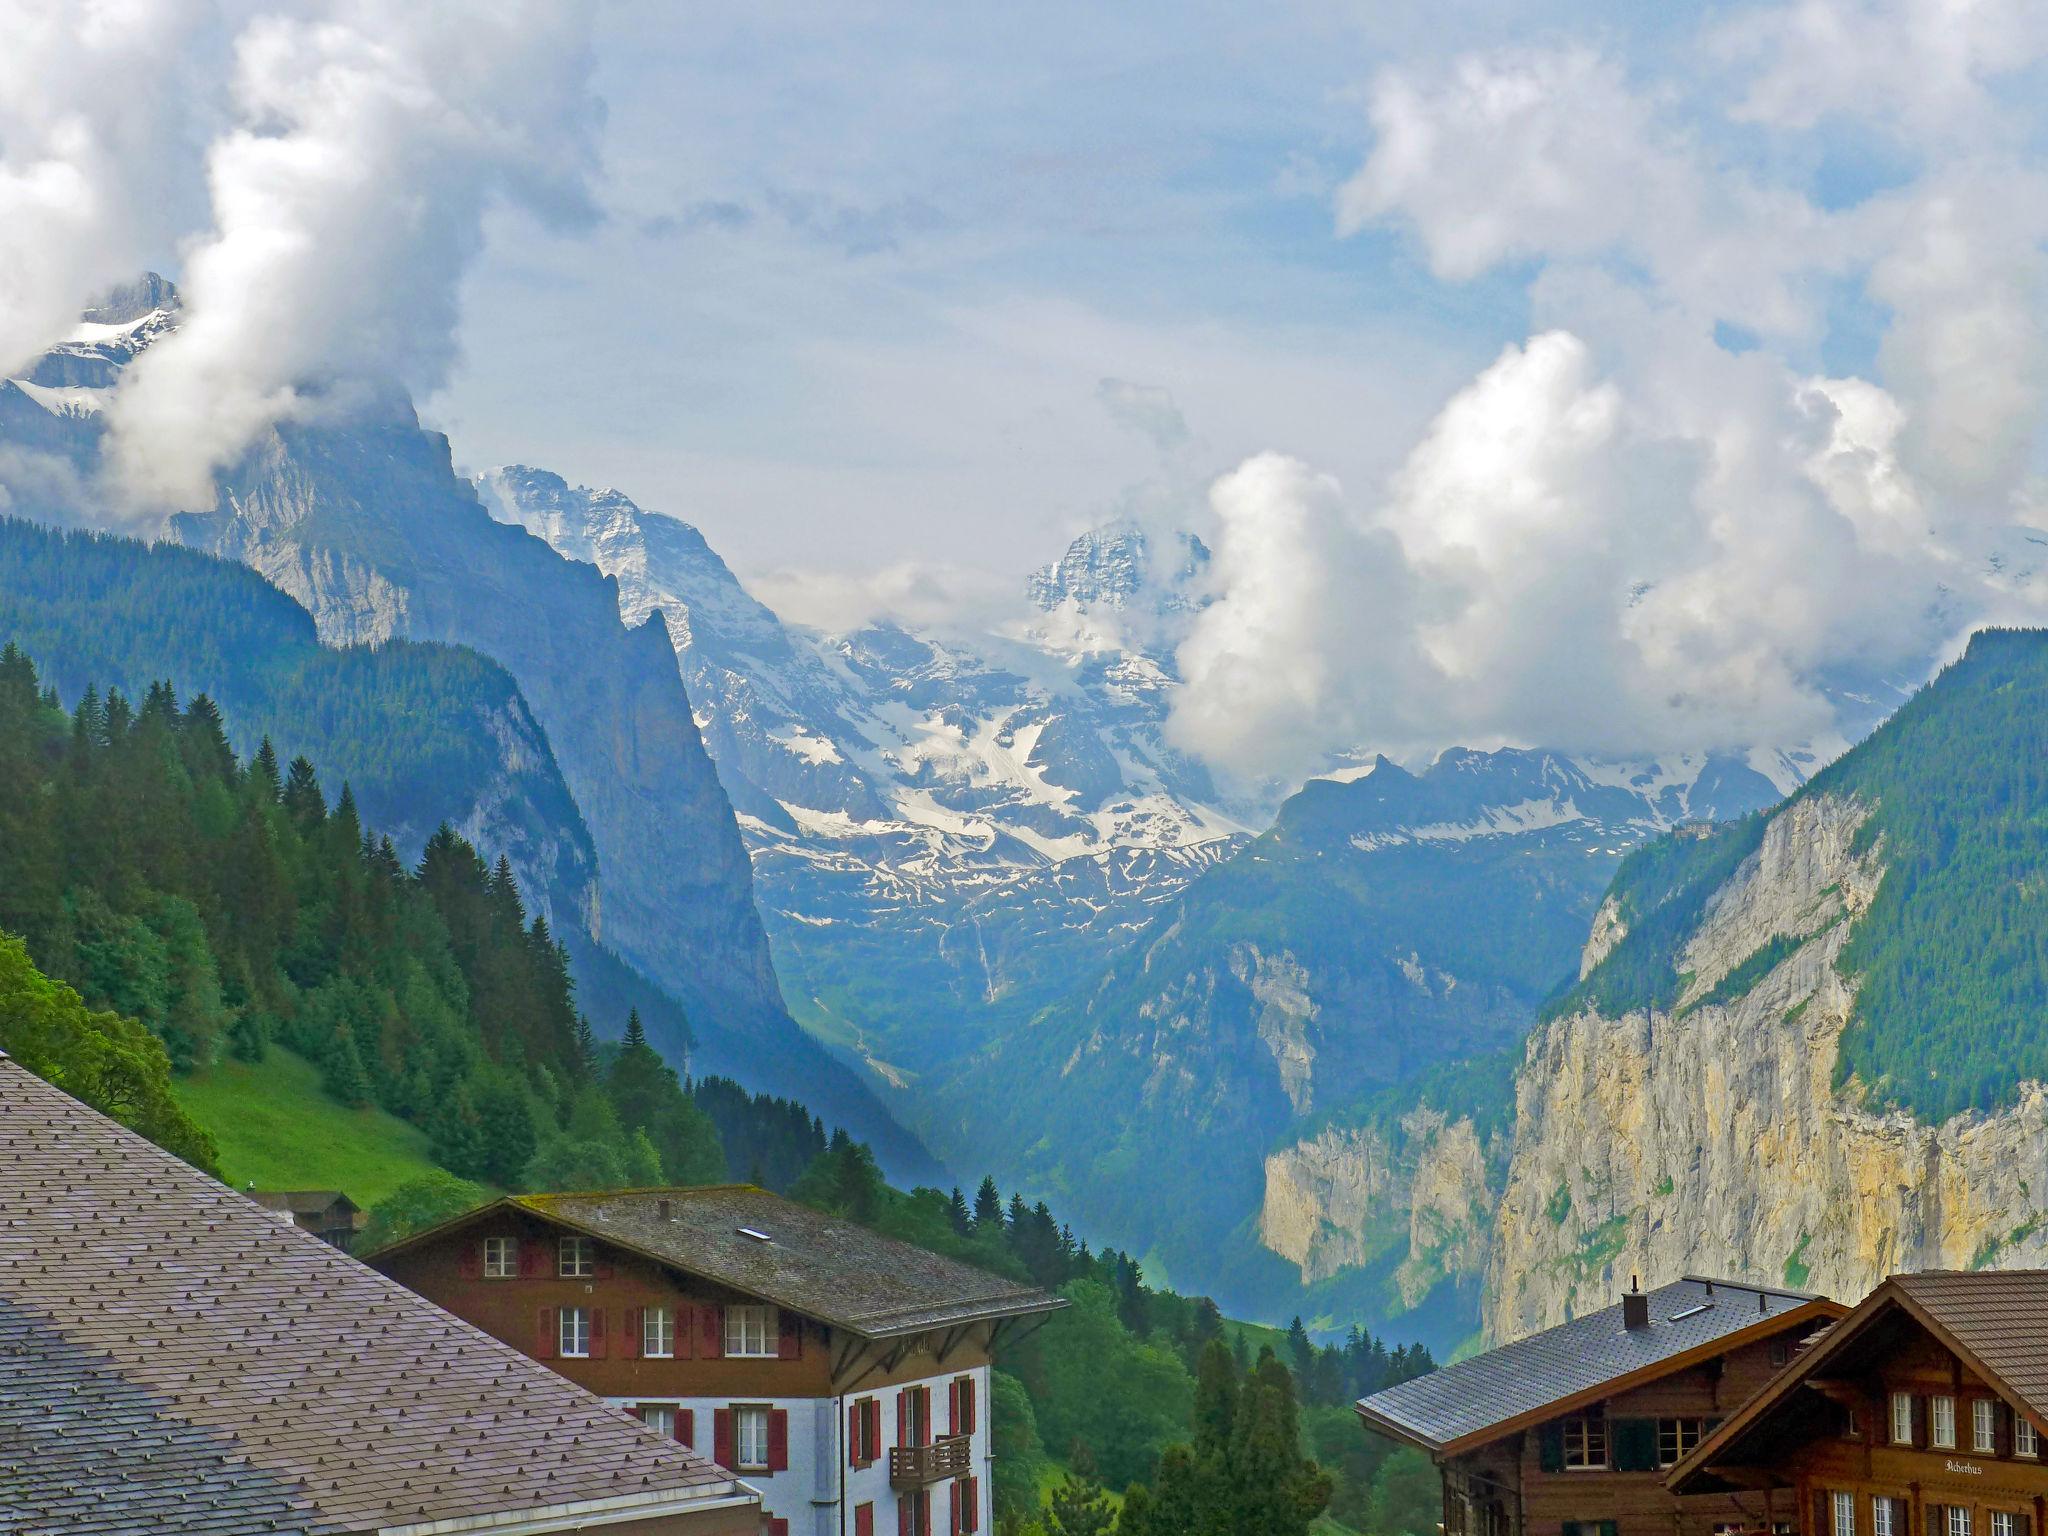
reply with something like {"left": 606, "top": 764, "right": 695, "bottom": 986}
{"left": 1670, "top": 1274, "right": 2048, "bottom": 1536}
{"left": 1360, "top": 1280, "right": 1847, "bottom": 1536}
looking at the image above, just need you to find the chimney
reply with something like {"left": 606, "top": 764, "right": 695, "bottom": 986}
{"left": 1623, "top": 1275, "right": 1650, "bottom": 1330}
{"left": 657, "top": 1198, "right": 672, "bottom": 1221}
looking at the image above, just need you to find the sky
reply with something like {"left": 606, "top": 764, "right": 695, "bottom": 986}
{"left": 7, "top": 0, "right": 2048, "bottom": 783}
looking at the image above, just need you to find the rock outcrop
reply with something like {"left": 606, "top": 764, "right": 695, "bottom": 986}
{"left": 1486, "top": 793, "right": 2048, "bottom": 1340}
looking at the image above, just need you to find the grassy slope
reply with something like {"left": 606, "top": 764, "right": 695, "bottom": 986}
{"left": 173, "top": 1047, "right": 442, "bottom": 1205}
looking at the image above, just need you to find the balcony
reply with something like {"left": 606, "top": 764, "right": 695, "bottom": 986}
{"left": 889, "top": 1435, "right": 971, "bottom": 1489}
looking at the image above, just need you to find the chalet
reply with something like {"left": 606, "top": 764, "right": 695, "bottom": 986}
{"left": 368, "top": 1185, "right": 1068, "bottom": 1536}
{"left": 1669, "top": 1271, "right": 2048, "bottom": 1536}
{"left": 1358, "top": 1276, "right": 1847, "bottom": 1536}
{"left": 0, "top": 1053, "right": 761, "bottom": 1536}
{"left": 249, "top": 1187, "right": 364, "bottom": 1248}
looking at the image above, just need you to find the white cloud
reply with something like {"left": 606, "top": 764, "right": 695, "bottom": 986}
{"left": 0, "top": 0, "right": 215, "bottom": 376}
{"left": 103, "top": 0, "right": 604, "bottom": 510}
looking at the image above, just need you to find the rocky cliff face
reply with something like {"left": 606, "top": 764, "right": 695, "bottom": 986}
{"left": 1485, "top": 791, "right": 2048, "bottom": 1340}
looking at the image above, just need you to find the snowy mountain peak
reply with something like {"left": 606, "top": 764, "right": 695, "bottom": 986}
{"left": 1026, "top": 520, "right": 1210, "bottom": 614}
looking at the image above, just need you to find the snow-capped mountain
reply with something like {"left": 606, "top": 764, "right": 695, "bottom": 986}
{"left": 482, "top": 469, "right": 1253, "bottom": 1090}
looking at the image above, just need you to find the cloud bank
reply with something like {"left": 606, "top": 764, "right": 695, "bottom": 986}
{"left": 1169, "top": 0, "right": 2048, "bottom": 785}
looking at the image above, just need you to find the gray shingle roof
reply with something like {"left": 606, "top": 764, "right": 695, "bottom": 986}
{"left": 400, "top": 1185, "right": 1066, "bottom": 1339}
{"left": 0, "top": 1055, "right": 757, "bottom": 1535}
{"left": 1358, "top": 1276, "right": 1837, "bottom": 1453}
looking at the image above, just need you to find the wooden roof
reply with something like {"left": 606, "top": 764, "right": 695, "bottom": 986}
{"left": 1358, "top": 1276, "right": 1845, "bottom": 1457}
{"left": 372, "top": 1185, "right": 1068, "bottom": 1340}
{"left": 0, "top": 1055, "right": 757, "bottom": 1534}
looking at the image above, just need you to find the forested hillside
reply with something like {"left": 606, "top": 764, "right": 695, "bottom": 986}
{"left": 0, "top": 517, "right": 695, "bottom": 1050}
{"left": 0, "top": 641, "right": 721, "bottom": 1190}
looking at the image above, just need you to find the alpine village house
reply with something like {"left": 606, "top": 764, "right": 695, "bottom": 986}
{"left": 0, "top": 1052, "right": 763, "bottom": 1535}
{"left": 1358, "top": 1276, "right": 1850, "bottom": 1536}
{"left": 1669, "top": 1272, "right": 2048, "bottom": 1536}
{"left": 368, "top": 1185, "right": 1066, "bottom": 1536}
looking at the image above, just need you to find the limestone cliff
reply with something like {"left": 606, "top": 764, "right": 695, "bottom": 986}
{"left": 1486, "top": 792, "right": 2048, "bottom": 1339}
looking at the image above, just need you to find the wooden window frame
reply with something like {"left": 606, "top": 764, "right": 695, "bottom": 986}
{"left": 1891, "top": 1393, "right": 1914, "bottom": 1446}
{"left": 725, "top": 1303, "right": 777, "bottom": 1358}
{"left": 1658, "top": 1417, "right": 1705, "bottom": 1468}
{"left": 1932, "top": 1395, "right": 1958, "bottom": 1450}
{"left": 483, "top": 1236, "right": 516, "bottom": 1279}
{"left": 733, "top": 1403, "right": 772, "bottom": 1472}
{"left": 1833, "top": 1489, "right": 1856, "bottom": 1536}
{"left": 638, "top": 1403, "right": 676, "bottom": 1438}
{"left": 1563, "top": 1409, "right": 1609, "bottom": 1471}
{"left": 2018, "top": 1418, "right": 2041, "bottom": 1459}
{"left": 1874, "top": 1497, "right": 1897, "bottom": 1536}
{"left": 643, "top": 1305, "right": 674, "bottom": 1359}
{"left": 559, "top": 1305, "right": 591, "bottom": 1358}
{"left": 1948, "top": 1507, "right": 1973, "bottom": 1536}
{"left": 559, "top": 1234, "right": 595, "bottom": 1278}
{"left": 1973, "top": 1398, "right": 1998, "bottom": 1454}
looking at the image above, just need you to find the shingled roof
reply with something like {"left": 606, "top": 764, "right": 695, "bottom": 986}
{"left": 373, "top": 1185, "right": 1067, "bottom": 1340}
{"left": 1358, "top": 1276, "right": 1843, "bottom": 1456}
{"left": 0, "top": 1055, "right": 758, "bottom": 1535}
{"left": 1670, "top": 1270, "right": 2048, "bottom": 1494}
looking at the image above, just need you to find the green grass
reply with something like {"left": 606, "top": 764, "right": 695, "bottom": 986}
{"left": 173, "top": 1046, "right": 444, "bottom": 1205}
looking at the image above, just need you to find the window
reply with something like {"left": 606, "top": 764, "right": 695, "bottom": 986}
{"left": 725, "top": 1303, "right": 776, "bottom": 1358}
{"left": 1659, "top": 1418, "right": 1706, "bottom": 1467}
{"left": 1991, "top": 1515, "right": 2017, "bottom": 1536}
{"left": 1563, "top": 1409, "right": 1608, "bottom": 1470}
{"left": 1874, "top": 1500, "right": 1896, "bottom": 1536}
{"left": 1771, "top": 1341, "right": 1793, "bottom": 1367}
{"left": 1974, "top": 1399, "right": 1998, "bottom": 1453}
{"left": 1932, "top": 1395, "right": 1957, "bottom": 1449}
{"left": 903, "top": 1491, "right": 931, "bottom": 1536}
{"left": 559, "top": 1306, "right": 591, "bottom": 1358}
{"left": 1948, "top": 1509, "right": 1972, "bottom": 1536}
{"left": 734, "top": 1404, "right": 770, "bottom": 1471}
{"left": 1844, "top": 1407, "right": 1862, "bottom": 1438}
{"left": 849, "top": 1396, "right": 882, "bottom": 1465}
{"left": 643, "top": 1305, "right": 674, "bottom": 1358}
{"left": 638, "top": 1404, "right": 675, "bottom": 1438}
{"left": 854, "top": 1505, "right": 875, "bottom": 1536}
{"left": 1891, "top": 1393, "right": 1915, "bottom": 1445}
{"left": 558, "top": 1234, "right": 594, "bottom": 1277}
{"left": 484, "top": 1236, "right": 516, "bottom": 1278}
{"left": 1834, "top": 1492, "right": 1856, "bottom": 1536}
{"left": 2019, "top": 1418, "right": 2040, "bottom": 1458}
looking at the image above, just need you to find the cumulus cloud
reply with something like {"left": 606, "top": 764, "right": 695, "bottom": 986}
{"left": 102, "top": 0, "right": 604, "bottom": 510}
{"left": 0, "top": 0, "right": 215, "bottom": 376}
{"left": 1171, "top": 5, "right": 2048, "bottom": 785}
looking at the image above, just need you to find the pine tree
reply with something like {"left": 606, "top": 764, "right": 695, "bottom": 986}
{"left": 281, "top": 755, "right": 325, "bottom": 829}
{"left": 1046, "top": 1442, "right": 1116, "bottom": 1536}
{"left": 251, "top": 738, "right": 281, "bottom": 798}
{"left": 974, "top": 1175, "right": 1004, "bottom": 1230}
{"left": 322, "top": 1023, "right": 370, "bottom": 1107}
{"left": 947, "top": 1185, "right": 973, "bottom": 1236}
{"left": 1227, "top": 1351, "right": 1330, "bottom": 1536}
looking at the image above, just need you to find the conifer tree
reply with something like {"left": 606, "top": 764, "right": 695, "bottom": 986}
{"left": 947, "top": 1185, "right": 973, "bottom": 1236}
{"left": 1045, "top": 1442, "right": 1115, "bottom": 1536}
{"left": 322, "top": 1023, "right": 370, "bottom": 1107}
{"left": 282, "top": 755, "right": 325, "bottom": 829}
{"left": 974, "top": 1175, "right": 1004, "bottom": 1229}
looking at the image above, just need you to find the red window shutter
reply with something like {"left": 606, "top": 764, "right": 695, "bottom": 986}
{"left": 964, "top": 1476, "right": 978, "bottom": 1534}
{"left": 950, "top": 1480, "right": 961, "bottom": 1535}
{"left": 964, "top": 1378, "right": 977, "bottom": 1436}
{"left": 676, "top": 1408, "right": 694, "bottom": 1446}
{"left": 588, "top": 1308, "right": 608, "bottom": 1359}
{"left": 676, "top": 1303, "right": 695, "bottom": 1359}
{"left": 897, "top": 1389, "right": 911, "bottom": 1447}
{"left": 769, "top": 1408, "right": 790, "bottom": 1472}
{"left": 713, "top": 1408, "right": 734, "bottom": 1469}
{"left": 535, "top": 1307, "right": 557, "bottom": 1360}
{"left": 919, "top": 1386, "right": 933, "bottom": 1446}
{"left": 899, "top": 1499, "right": 913, "bottom": 1536}
{"left": 778, "top": 1312, "right": 801, "bottom": 1359}
{"left": 869, "top": 1398, "right": 883, "bottom": 1461}
{"left": 849, "top": 1402, "right": 862, "bottom": 1466}
{"left": 458, "top": 1242, "right": 482, "bottom": 1280}
{"left": 700, "top": 1304, "right": 724, "bottom": 1358}
{"left": 622, "top": 1307, "right": 642, "bottom": 1360}
{"left": 947, "top": 1379, "right": 960, "bottom": 1437}
{"left": 855, "top": 1504, "right": 874, "bottom": 1536}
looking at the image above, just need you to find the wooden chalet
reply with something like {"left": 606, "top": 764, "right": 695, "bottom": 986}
{"left": 1669, "top": 1272, "right": 2048, "bottom": 1536}
{"left": 1358, "top": 1276, "right": 1847, "bottom": 1536}
{"left": 369, "top": 1185, "right": 1066, "bottom": 1536}
{"left": 248, "top": 1187, "right": 364, "bottom": 1249}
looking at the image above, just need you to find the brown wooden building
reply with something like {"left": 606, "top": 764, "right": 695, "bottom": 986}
{"left": 1358, "top": 1277, "right": 1846, "bottom": 1536}
{"left": 248, "top": 1187, "right": 364, "bottom": 1249}
{"left": 1670, "top": 1272, "right": 2048, "bottom": 1536}
{"left": 369, "top": 1185, "right": 1065, "bottom": 1536}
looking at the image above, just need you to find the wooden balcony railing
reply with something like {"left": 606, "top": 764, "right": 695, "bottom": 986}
{"left": 889, "top": 1435, "right": 971, "bottom": 1490}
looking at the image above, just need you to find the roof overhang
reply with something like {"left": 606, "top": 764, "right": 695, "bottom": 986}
{"left": 1361, "top": 1297, "right": 1848, "bottom": 1461}
{"left": 1668, "top": 1280, "right": 2048, "bottom": 1495}
{"left": 366, "top": 1194, "right": 1068, "bottom": 1341}
{"left": 377, "top": 1484, "right": 759, "bottom": 1535}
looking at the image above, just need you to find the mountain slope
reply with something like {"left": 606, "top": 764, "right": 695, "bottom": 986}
{"left": 0, "top": 289, "right": 936, "bottom": 1181}
{"left": 1489, "top": 628, "right": 2048, "bottom": 1338}
{"left": 479, "top": 470, "right": 1249, "bottom": 1100}
{"left": 941, "top": 746, "right": 1785, "bottom": 1334}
